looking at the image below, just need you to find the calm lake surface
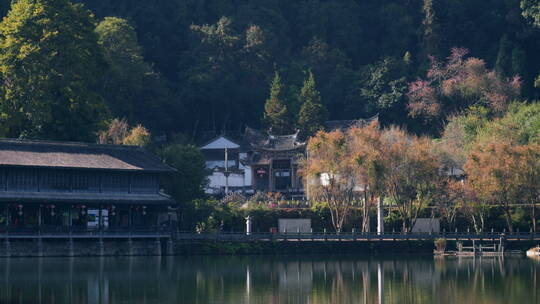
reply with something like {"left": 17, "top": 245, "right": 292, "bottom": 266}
{"left": 0, "top": 255, "right": 538, "bottom": 304}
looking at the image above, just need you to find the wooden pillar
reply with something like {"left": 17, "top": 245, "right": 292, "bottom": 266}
{"left": 129, "top": 205, "right": 133, "bottom": 232}
{"left": 156, "top": 207, "right": 160, "bottom": 230}
{"left": 242, "top": 166, "right": 246, "bottom": 194}
{"left": 155, "top": 237, "right": 162, "bottom": 256}
{"left": 98, "top": 205, "right": 102, "bottom": 233}
{"left": 166, "top": 237, "right": 174, "bottom": 255}
{"left": 4, "top": 204, "right": 8, "bottom": 228}
{"left": 290, "top": 162, "right": 295, "bottom": 190}
{"left": 251, "top": 167, "right": 256, "bottom": 191}
{"left": 68, "top": 205, "right": 73, "bottom": 233}
{"left": 168, "top": 208, "right": 172, "bottom": 233}
{"left": 38, "top": 205, "right": 42, "bottom": 234}
{"left": 269, "top": 160, "right": 274, "bottom": 192}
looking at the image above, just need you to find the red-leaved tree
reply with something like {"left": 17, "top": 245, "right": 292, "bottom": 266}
{"left": 407, "top": 48, "right": 521, "bottom": 122}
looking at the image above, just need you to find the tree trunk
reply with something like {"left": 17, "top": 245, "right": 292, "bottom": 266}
{"left": 504, "top": 207, "right": 513, "bottom": 233}
{"left": 471, "top": 215, "right": 479, "bottom": 234}
{"left": 532, "top": 203, "right": 536, "bottom": 232}
{"left": 480, "top": 214, "right": 485, "bottom": 232}
{"left": 402, "top": 220, "right": 409, "bottom": 233}
{"left": 361, "top": 193, "right": 371, "bottom": 233}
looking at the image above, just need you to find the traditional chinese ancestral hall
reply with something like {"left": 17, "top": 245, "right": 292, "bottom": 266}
{"left": 0, "top": 139, "right": 175, "bottom": 232}
{"left": 200, "top": 128, "right": 305, "bottom": 196}
{"left": 200, "top": 115, "right": 379, "bottom": 197}
{"left": 242, "top": 127, "right": 305, "bottom": 194}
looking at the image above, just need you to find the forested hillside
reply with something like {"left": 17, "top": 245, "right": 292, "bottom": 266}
{"left": 1, "top": 0, "right": 539, "bottom": 140}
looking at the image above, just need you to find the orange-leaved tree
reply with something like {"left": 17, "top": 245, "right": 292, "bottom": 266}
{"left": 303, "top": 129, "right": 358, "bottom": 233}
{"left": 465, "top": 140, "right": 540, "bottom": 233}
{"left": 379, "top": 127, "right": 442, "bottom": 232}
{"left": 348, "top": 121, "right": 385, "bottom": 233}
{"left": 304, "top": 124, "right": 444, "bottom": 233}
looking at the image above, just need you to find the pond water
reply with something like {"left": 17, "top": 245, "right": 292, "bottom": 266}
{"left": 0, "top": 255, "right": 538, "bottom": 304}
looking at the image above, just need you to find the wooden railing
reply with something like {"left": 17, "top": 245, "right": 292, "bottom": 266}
{"left": 174, "top": 231, "right": 540, "bottom": 242}
{"left": 1, "top": 228, "right": 172, "bottom": 239}
{"left": 1, "top": 230, "right": 539, "bottom": 241}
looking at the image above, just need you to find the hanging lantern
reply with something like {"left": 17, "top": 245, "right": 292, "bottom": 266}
{"left": 17, "top": 204, "right": 23, "bottom": 217}
{"left": 50, "top": 205, "right": 56, "bottom": 217}
{"left": 142, "top": 206, "right": 147, "bottom": 216}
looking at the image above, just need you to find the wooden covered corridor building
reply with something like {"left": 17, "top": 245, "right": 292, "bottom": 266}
{"left": 0, "top": 139, "right": 176, "bottom": 233}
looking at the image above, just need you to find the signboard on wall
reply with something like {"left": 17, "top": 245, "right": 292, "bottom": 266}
{"left": 256, "top": 168, "right": 267, "bottom": 176}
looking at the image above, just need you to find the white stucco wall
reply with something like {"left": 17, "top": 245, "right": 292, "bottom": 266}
{"left": 204, "top": 168, "right": 253, "bottom": 194}
{"left": 278, "top": 219, "right": 312, "bottom": 233}
{"left": 411, "top": 218, "right": 440, "bottom": 233}
{"left": 205, "top": 160, "right": 237, "bottom": 169}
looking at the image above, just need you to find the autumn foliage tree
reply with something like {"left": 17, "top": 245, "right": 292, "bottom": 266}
{"left": 379, "top": 127, "right": 442, "bottom": 232}
{"left": 304, "top": 122, "right": 443, "bottom": 233}
{"left": 407, "top": 48, "right": 521, "bottom": 125}
{"left": 465, "top": 140, "right": 540, "bottom": 233}
{"left": 348, "top": 122, "right": 385, "bottom": 232}
{"left": 304, "top": 130, "right": 358, "bottom": 233}
{"left": 444, "top": 178, "right": 489, "bottom": 233}
{"left": 98, "top": 118, "right": 151, "bottom": 147}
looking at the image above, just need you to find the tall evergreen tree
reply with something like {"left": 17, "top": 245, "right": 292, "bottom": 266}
{"left": 511, "top": 46, "right": 526, "bottom": 78}
{"left": 495, "top": 35, "right": 512, "bottom": 77}
{"left": 95, "top": 17, "right": 175, "bottom": 134}
{"left": 421, "top": 0, "right": 441, "bottom": 60}
{"left": 297, "top": 72, "right": 328, "bottom": 138}
{"left": 0, "top": 0, "right": 108, "bottom": 140}
{"left": 520, "top": 0, "right": 540, "bottom": 88}
{"left": 264, "top": 72, "right": 291, "bottom": 134}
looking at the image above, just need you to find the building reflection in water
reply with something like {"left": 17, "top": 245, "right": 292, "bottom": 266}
{"left": 0, "top": 255, "right": 538, "bottom": 304}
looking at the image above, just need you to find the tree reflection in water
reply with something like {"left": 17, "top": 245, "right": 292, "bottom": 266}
{"left": 0, "top": 255, "right": 538, "bottom": 304}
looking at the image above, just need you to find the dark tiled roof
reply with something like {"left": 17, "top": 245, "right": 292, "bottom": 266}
{"left": 0, "top": 139, "right": 174, "bottom": 172}
{"left": 196, "top": 130, "right": 244, "bottom": 146}
{"left": 0, "top": 191, "right": 174, "bottom": 205}
{"left": 325, "top": 114, "right": 379, "bottom": 131}
{"left": 244, "top": 127, "right": 305, "bottom": 151}
{"left": 244, "top": 127, "right": 269, "bottom": 147}
{"left": 243, "top": 152, "right": 303, "bottom": 166}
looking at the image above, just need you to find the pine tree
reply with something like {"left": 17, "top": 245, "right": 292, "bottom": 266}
{"left": 511, "top": 46, "right": 526, "bottom": 78}
{"left": 495, "top": 35, "right": 512, "bottom": 77}
{"left": 264, "top": 72, "right": 291, "bottom": 134}
{"left": 422, "top": 0, "right": 441, "bottom": 60}
{"left": 297, "top": 72, "right": 328, "bottom": 138}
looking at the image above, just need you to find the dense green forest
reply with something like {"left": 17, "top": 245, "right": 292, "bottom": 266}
{"left": 1, "top": 0, "right": 539, "bottom": 140}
